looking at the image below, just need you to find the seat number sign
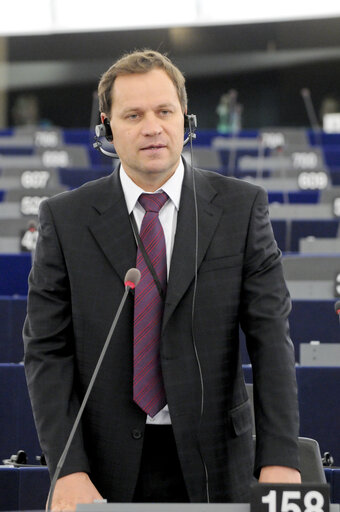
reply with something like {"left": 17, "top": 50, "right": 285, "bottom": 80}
{"left": 251, "top": 484, "right": 329, "bottom": 512}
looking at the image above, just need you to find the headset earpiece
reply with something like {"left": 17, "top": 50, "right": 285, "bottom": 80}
{"left": 103, "top": 118, "right": 113, "bottom": 142}
{"left": 184, "top": 114, "right": 197, "bottom": 145}
{"left": 94, "top": 118, "right": 113, "bottom": 142}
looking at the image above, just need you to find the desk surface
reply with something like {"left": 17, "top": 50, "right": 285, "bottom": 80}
{"left": 76, "top": 504, "right": 340, "bottom": 512}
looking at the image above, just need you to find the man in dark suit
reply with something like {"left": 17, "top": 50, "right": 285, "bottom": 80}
{"left": 23, "top": 50, "right": 300, "bottom": 511}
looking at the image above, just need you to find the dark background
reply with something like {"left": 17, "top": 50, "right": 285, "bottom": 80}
{"left": 6, "top": 17, "right": 340, "bottom": 129}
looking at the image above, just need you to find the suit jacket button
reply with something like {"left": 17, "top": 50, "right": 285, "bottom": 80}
{"left": 131, "top": 429, "right": 143, "bottom": 440}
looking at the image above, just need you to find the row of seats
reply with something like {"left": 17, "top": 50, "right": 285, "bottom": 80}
{"left": 0, "top": 127, "right": 107, "bottom": 167}
{"left": 1, "top": 295, "right": 338, "bottom": 365}
{"left": 0, "top": 127, "right": 113, "bottom": 257}
{"left": 0, "top": 165, "right": 111, "bottom": 198}
{"left": 183, "top": 128, "right": 340, "bottom": 176}
{"left": 2, "top": 215, "right": 339, "bottom": 254}
{"left": 0, "top": 128, "right": 105, "bottom": 509}
{"left": 243, "top": 365, "right": 340, "bottom": 467}
{"left": 272, "top": 219, "right": 339, "bottom": 252}
{"left": 1, "top": 126, "right": 340, "bottom": 509}
{"left": 2, "top": 250, "right": 340, "bottom": 300}
{"left": 1, "top": 364, "right": 340, "bottom": 499}
{"left": 1, "top": 127, "right": 340, "bottom": 256}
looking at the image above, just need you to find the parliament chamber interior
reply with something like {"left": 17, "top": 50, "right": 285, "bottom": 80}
{"left": 1, "top": 125, "right": 340, "bottom": 508}
{"left": 1, "top": 8, "right": 340, "bottom": 510}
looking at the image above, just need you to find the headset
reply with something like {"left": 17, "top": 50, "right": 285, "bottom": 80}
{"left": 93, "top": 113, "right": 197, "bottom": 158}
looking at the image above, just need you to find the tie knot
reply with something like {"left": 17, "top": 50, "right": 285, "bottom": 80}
{"left": 138, "top": 192, "right": 168, "bottom": 213}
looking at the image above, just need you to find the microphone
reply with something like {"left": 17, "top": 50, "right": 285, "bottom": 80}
{"left": 46, "top": 268, "right": 141, "bottom": 511}
{"left": 124, "top": 267, "right": 140, "bottom": 290}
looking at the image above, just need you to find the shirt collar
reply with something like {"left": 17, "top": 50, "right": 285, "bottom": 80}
{"left": 119, "top": 159, "right": 184, "bottom": 214}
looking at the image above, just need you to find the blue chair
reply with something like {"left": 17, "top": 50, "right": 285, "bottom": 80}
{"left": 271, "top": 219, "right": 287, "bottom": 252}
{"left": 0, "top": 296, "right": 27, "bottom": 363}
{"left": 243, "top": 365, "right": 340, "bottom": 466}
{"left": 0, "top": 254, "right": 32, "bottom": 295}
{"left": 0, "top": 467, "right": 19, "bottom": 511}
{"left": 0, "top": 467, "right": 50, "bottom": 511}
{"left": 0, "top": 364, "right": 41, "bottom": 465}
{"left": 289, "top": 299, "right": 340, "bottom": 362}
{"left": 290, "top": 219, "right": 340, "bottom": 252}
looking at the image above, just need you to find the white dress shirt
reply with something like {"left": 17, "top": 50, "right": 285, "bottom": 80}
{"left": 119, "top": 159, "right": 184, "bottom": 424}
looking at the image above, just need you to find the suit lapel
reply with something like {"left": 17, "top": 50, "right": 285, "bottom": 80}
{"left": 88, "top": 169, "right": 137, "bottom": 284}
{"left": 162, "top": 165, "right": 223, "bottom": 331}
{"left": 87, "top": 165, "right": 223, "bottom": 322}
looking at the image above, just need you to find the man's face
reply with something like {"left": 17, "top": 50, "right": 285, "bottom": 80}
{"left": 104, "top": 69, "right": 185, "bottom": 190}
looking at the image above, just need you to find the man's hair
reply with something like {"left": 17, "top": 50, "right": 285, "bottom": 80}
{"left": 98, "top": 49, "right": 187, "bottom": 117}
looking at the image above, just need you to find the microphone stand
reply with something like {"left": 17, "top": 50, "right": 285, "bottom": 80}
{"left": 47, "top": 270, "right": 140, "bottom": 511}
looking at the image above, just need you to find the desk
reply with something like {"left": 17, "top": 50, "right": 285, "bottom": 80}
{"left": 326, "top": 468, "right": 340, "bottom": 504}
{"left": 0, "top": 466, "right": 50, "bottom": 511}
{"left": 0, "top": 297, "right": 26, "bottom": 363}
{"left": 1, "top": 463, "right": 340, "bottom": 510}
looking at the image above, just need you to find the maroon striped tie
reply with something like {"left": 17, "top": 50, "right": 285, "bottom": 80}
{"left": 133, "top": 192, "right": 168, "bottom": 417}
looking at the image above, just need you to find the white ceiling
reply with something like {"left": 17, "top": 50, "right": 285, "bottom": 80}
{"left": 1, "top": 0, "right": 340, "bottom": 36}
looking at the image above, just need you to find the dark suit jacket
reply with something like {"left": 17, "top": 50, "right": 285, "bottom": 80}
{"left": 23, "top": 163, "right": 299, "bottom": 503}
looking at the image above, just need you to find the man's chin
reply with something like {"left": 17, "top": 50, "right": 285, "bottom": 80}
{"left": 139, "top": 157, "right": 179, "bottom": 175}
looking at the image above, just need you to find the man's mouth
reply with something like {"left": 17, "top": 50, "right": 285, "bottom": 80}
{"left": 141, "top": 144, "right": 166, "bottom": 151}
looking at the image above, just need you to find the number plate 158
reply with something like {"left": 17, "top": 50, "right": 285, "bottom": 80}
{"left": 251, "top": 483, "right": 329, "bottom": 512}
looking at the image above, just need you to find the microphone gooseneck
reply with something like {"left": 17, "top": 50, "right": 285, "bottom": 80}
{"left": 46, "top": 268, "right": 140, "bottom": 511}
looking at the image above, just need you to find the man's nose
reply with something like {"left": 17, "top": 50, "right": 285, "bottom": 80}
{"left": 141, "top": 114, "right": 163, "bottom": 136}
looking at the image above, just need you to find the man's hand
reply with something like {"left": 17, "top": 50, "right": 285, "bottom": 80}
{"left": 259, "top": 466, "right": 301, "bottom": 483}
{"left": 48, "top": 472, "right": 104, "bottom": 512}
